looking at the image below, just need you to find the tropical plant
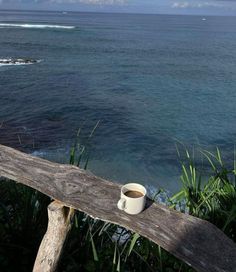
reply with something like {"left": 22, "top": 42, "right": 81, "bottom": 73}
{"left": 170, "top": 145, "right": 236, "bottom": 241}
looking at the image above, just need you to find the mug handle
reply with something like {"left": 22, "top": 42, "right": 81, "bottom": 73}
{"left": 117, "top": 198, "right": 126, "bottom": 210}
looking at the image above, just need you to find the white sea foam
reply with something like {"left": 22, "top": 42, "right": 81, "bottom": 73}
{"left": 0, "top": 58, "right": 41, "bottom": 66}
{"left": 31, "top": 150, "right": 48, "bottom": 157}
{"left": 0, "top": 62, "right": 32, "bottom": 67}
{"left": 0, "top": 23, "right": 75, "bottom": 29}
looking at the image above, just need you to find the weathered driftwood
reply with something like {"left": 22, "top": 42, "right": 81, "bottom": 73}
{"left": 0, "top": 144, "right": 236, "bottom": 272}
{"left": 33, "top": 201, "right": 74, "bottom": 272}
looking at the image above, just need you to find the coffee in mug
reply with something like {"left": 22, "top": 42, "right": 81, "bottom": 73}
{"left": 124, "top": 190, "right": 144, "bottom": 198}
{"left": 117, "top": 183, "right": 146, "bottom": 215}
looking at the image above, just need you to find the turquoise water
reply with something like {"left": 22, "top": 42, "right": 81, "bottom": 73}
{"left": 1, "top": 11, "right": 236, "bottom": 192}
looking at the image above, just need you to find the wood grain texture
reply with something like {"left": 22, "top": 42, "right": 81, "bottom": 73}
{"left": 0, "top": 144, "right": 235, "bottom": 272}
{"left": 33, "top": 201, "right": 74, "bottom": 272}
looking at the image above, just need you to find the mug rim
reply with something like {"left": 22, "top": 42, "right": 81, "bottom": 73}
{"left": 121, "top": 183, "right": 146, "bottom": 199}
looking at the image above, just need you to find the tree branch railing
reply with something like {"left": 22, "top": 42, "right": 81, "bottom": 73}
{"left": 0, "top": 144, "right": 236, "bottom": 272}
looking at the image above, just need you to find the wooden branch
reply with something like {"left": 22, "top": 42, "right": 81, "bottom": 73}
{"left": 0, "top": 144, "right": 236, "bottom": 272}
{"left": 33, "top": 201, "right": 74, "bottom": 272}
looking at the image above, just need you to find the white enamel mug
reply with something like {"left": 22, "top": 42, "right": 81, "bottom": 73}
{"left": 117, "top": 183, "right": 147, "bottom": 215}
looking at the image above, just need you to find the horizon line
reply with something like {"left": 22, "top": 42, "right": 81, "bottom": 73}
{"left": 0, "top": 8, "right": 236, "bottom": 18}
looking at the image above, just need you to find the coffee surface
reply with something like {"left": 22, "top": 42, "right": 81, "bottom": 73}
{"left": 124, "top": 190, "right": 143, "bottom": 198}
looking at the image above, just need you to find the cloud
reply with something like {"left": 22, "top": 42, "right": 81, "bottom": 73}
{"left": 171, "top": 1, "right": 227, "bottom": 8}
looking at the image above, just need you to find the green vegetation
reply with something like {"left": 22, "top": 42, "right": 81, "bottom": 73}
{"left": 0, "top": 130, "right": 236, "bottom": 271}
{"left": 170, "top": 145, "right": 236, "bottom": 241}
{"left": 0, "top": 180, "right": 50, "bottom": 271}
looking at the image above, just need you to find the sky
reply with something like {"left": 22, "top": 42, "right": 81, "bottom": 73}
{"left": 0, "top": 0, "right": 236, "bottom": 15}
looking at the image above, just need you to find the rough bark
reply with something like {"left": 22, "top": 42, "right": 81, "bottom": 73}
{"left": 0, "top": 144, "right": 236, "bottom": 272}
{"left": 33, "top": 201, "right": 74, "bottom": 272}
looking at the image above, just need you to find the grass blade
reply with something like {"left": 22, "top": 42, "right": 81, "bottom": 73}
{"left": 128, "top": 233, "right": 140, "bottom": 256}
{"left": 90, "top": 232, "right": 99, "bottom": 261}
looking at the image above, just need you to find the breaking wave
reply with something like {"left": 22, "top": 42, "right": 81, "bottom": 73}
{"left": 0, "top": 23, "right": 75, "bottom": 29}
{"left": 0, "top": 58, "right": 41, "bottom": 66}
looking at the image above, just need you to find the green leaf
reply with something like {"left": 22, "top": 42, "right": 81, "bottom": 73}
{"left": 84, "top": 154, "right": 90, "bottom": 170}
{"left": 158, "top": 245, "right": 163, "bottom": 272}
{"left": 89, "top": 120, "right": 100, "bottom": 138}
{"left": 113, "top": 242, "right": 117, "bottom": 266}
{"left": 201, "top": 150, "right": 217, "bottom": 171}
{"left": 185, "top": 149, "right": 190, "bottom": 159}
{"left": 169, "top": 190, "right": 185, "bottom": 202}
{"left": 128, "top": 233, "right": 140, "bottom": 256}
{"left": 90, "top": 232, "right": 99, "bottom": 262}
{"left": 116, "top": 254, "right": 120, "bottom": 272}
{"left": 216, "top": 147, "right": 223, "bottom": 166}
{"left": 69, "top": 147, "right": 75, "bottom": 165}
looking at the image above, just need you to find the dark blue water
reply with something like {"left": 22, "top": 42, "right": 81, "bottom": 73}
{"left": 1, "top": 10, "right": 236, "bottom": 192}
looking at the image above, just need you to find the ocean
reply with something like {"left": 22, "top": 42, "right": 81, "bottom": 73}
{"left": 1, "top": 10, "right": 236, "bottom": 193}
